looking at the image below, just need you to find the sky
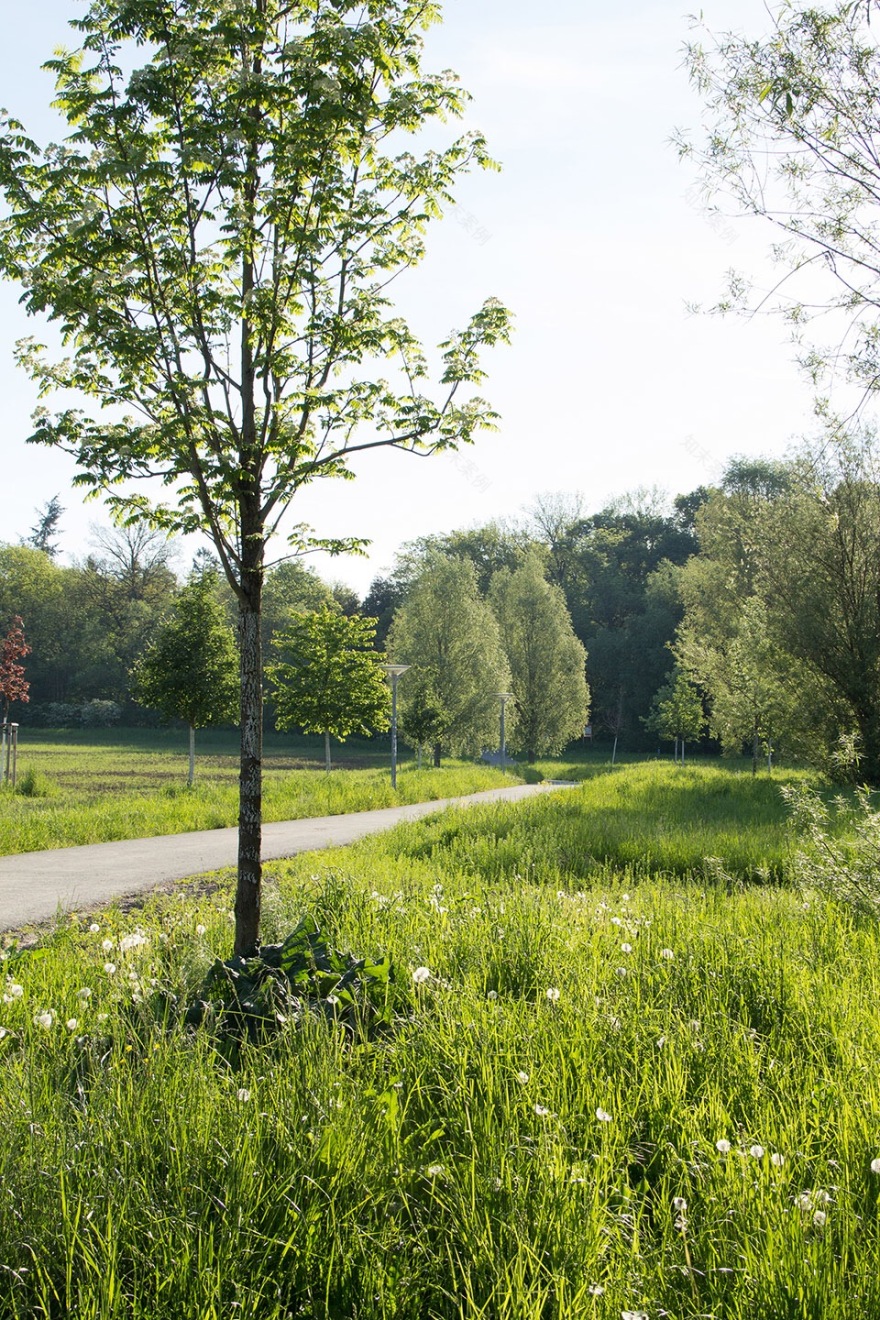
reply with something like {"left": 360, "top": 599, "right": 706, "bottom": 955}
{"left": 0, "top": 0, "right": 822, "bottom": 594}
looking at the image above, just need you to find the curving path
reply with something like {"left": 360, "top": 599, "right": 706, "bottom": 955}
{"left": 0, "top": 782, "right": 574, "bottom": 931}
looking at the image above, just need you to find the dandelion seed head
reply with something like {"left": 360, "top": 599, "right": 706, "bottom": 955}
{"left": 119, "top": 933, "right": 147, "bottom": 953}
{"left": 545, "top": 987, "right": 560, "bottom": 1002}
{"left": 103, "top": 963, "right": 116, "bottom": 975}
{"left": 195, "top": 924, "right": 207, "bottom": 937}
{"left": 656, "top": 1035, "right": 666, "bottom": 1049}
{"left": 412, "top": 966, "right": 431, "bottom": 985}
{"left": 89, "top": 923, "right": 100, "bottom": 934}
{"left": 749, "top": 1144, "right": 765, "bottom": 1159}
{"left": 615, "top": 966, "right": 628, "bottom": 978}
{"left": 795, "top": 1191, "right": 813, "bottom": 1211}
{"left": 716, "top": 1139, "right": 731, "bottom": 1154}
{"left": 236, "top": 1088, "right": 251, "bottom": 1103}
{"left": 5, "top": 983, "right": 23, "bottom": 1000}
{"left": 487, "top": 989, "right": 498, "bottom": 1000}
{"left": 672, "top": 1196, "right": 687, "bottom": 1211}
{"left": 534, "top": 1103, "right": 552, "bottom": 1117}
{"left": 588, "top": 1283, "right": 605, "bottom": 1296}
{"left": 76, "top": 987, "right": 92, "bottom": 1001}
{"left": 101, "top": 939, "right": 114, "bottom": 953}
{"left": 659, "top": 948, "right": 674, "bottom": 960}
{"left": 34, "top": 1010, "right": 54, "bottom": 1029}
{"left": 871, "top": 1158, "right": 880, "bottom": 1174}
{"left": 596, "top": 1107, "right": 612, "bottom": 1123}
{"left": 516, "top": 1071, "right": 529, "bottom": 1084}
{"left": 66, "top": 1018, "right": 77, "bottom": 1031}
{"left": 771, "top": 1152, "right": 785, "bottom": 1167}
{"left": 813, "top": 1209, "right": 827, "bottom": 1227}
{"left": 620, "top": 943, "right": 632, "bottom": 953}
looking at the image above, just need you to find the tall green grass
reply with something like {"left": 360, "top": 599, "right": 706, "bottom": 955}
{"left": 384, "top": 760, "right": 817, "bottom": 883}
{"left": 1, "top": 775, "right": 879, "bottom": 1317}
{"left": 0, "top": 727, "right": 511, "bottom": 853}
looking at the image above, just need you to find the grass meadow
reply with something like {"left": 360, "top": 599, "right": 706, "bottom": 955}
{"left": 0, "top": 729, "right": 510, "bottom": 854}
{"left": 1, "top": 760, "right": 879, "bottom": 1318}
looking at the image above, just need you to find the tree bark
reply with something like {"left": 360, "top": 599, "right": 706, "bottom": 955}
{"left": 433, "top": 742, "right": 442, "bottom": 768}
{"left": 235, "top": 545, "right": 263, "bottom": 956}
{"left": 324, "top": 730, "right": 332, "bottom": 773}
{"left": 188, "top": 723, "right": 195, "bottom": 787}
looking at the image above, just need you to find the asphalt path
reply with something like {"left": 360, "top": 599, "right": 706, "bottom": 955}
{"left": 0, "top": 782, "right": 573, "bottom": 931}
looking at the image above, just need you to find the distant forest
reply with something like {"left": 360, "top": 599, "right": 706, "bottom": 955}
{"left": 5, "top": 432, "right": 880, "bottom": 779}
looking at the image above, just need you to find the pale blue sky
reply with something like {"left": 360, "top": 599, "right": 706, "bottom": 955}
{"left": 0, "top": 1, "right": 818, "bottom": 591}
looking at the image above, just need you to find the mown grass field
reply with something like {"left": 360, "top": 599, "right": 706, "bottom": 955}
{"left": 1, "top": 760, "right": 879, "bottom": 1318}
{"left": 0, "top": 729, "right": 511, "bottom": 854}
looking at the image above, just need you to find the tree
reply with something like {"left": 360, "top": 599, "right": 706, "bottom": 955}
{"left": 675, "top": 440, "right": 880, "bottom": 780}
{"left": 131, "top": 571, "right": 238, "bottom": 785}
{"left": 0, "top": 2, "right": 510, "bottom": 954}
{"left": 397, "top": 669, "right": 450, "bottom": 769}
{"left": 681, "top": 4, "right": 880, "bottom": 408}
{"left": 268, "top": 607, "right": 389, "bottom": 771}
{"left": 643, "top": 666, "right": 705, "bottom": 763}
{"left": 26, "top": 496, "right": 64, "bottom": 558}
{"left": 489, "top": 554, "right": 589, "bottom": 762}
{"left": 387, "top": 555, "right": 510, "bottom": 766}
{"left": 678, "top": 596, "right": 795, "bottom": 773}
{"left": 0, "top": 616, "right": 30, "bottom": 723}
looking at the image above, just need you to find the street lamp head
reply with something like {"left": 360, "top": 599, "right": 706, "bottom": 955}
{"left": 496, "top": 691, "right": 513, "bottom": 701}
{"left": 382, "top": 660, "right": 411, "bottom": 681}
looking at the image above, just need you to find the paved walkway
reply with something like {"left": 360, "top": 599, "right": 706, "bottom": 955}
{"left": 0, "top": 782, "right": 572, "bottom": 931}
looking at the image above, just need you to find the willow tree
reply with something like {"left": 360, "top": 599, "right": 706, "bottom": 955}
{"left": 0, "top": 0, "right": 510, "bottom": 953}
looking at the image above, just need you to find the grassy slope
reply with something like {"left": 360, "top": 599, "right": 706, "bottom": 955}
{"left": 1, "top": 764, "right": 879, "bottom": 1317}
{"left": 0, "top": 728, "right": 512, "bottom": 854}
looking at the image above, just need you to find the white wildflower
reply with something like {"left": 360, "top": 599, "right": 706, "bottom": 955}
{"left": 620, "top": 942, "right": 632, "bottom": 954}
{"left": 89, "top": 923, "right": 100, "bottom": 934}
{"left": 771, "top": 1152, "right": 785, "bottom": 1168}
{"left": 103, "top": 963, "right": 117, "bottom": 975}
{"left": 424, "top": 1164, "right": 444, "bottom": 1178}
{"left": 119, "top": 933, "right": 148, "bottom": 953}
{"left": 195, "top": 924, "right": 207, "bottom": 937}
{"left": 715, "top": 1139, "right": 731, "bottom": 1154}
{"left": 871, "top": 1158, "right": 880, "bottom": 1174}
{"left": 749, "top": 1144, "right": 765, "bottom": 1159}
{"left": 516, "top": 1071, "right": 529, "bottom": 1084}
{"left": 101, "top": 939, "right": 114, "bottom": 953}
{"left": 236, "top": 1088, "right": 251, "bottom": 1103}
{"left": 412, "top": 966, "right": 431, "bottom": 985}
{"left": 813, "top": 1209, "right": 827, "bottom": 1227}
{"left": 659, "top": 948, "right": 674, "bottom": 960}
{"left": 545, "top": 987, "right": 560, "bottom": 1002}
{"left": 76, "top": 987, "right": 92, "bottom": 1002}
{"left": 34, "top": 1010, "right": 54, "bottom": 1029}
{"left": 534, "top": 1103, "right": 553, "bottom": 1118}
{"left": 588, "top": 1283, "right": 605, "bottom": 1296}
{"left": 66, "top": 1018, "right": 78, "bottom": 1031}
{"left": 596, "top": 1107, "right": 612, "bottom": 1123}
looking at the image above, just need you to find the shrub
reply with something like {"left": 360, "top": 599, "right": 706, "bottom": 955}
{"left": 784, "top": 782, "right": 880, "bottom": 919}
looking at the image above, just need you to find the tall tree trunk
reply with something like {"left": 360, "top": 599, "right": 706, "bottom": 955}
{"left": 433, "top": 742, "right": 442, "bottom": 768}
{"left": 752, "top": 730, "right": 759, "bottom": 776}
{"left": 188, "top": 723, "right": 195, "bottom": 787}
{"left": 235, "top": 541, "right": 263, "bottom": 956}
{"left": 324, "top": 730, "right": 332, "bottom": 773}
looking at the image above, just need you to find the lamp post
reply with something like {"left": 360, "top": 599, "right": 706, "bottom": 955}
{"left": 496, "top": 692, "right": 513, "bottom": 769}
{"left": 381, "top": 664, "right": 410, "bottom": 789}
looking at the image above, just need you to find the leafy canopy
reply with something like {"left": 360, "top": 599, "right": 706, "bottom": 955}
{"left": 131, "top": 571, "right": 238, "bottom": 730}
{"left": 268, "top": 606, "right": 389, "bottom": 741}
{"left": 0, "top": 0, "right": 512, "bottom": 592}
